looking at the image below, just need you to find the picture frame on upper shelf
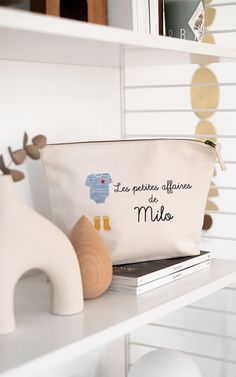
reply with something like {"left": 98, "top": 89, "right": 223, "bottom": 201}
{"left": 108, "top": 0, "right": 163, "bottom": 36}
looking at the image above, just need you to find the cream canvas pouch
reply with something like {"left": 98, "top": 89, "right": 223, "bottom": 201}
{"left": 42, "top": 139, "right": 224, "bottom": 264}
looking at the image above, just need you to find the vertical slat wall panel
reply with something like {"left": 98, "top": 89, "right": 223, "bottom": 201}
{"left": 126, "top": 2, "right": 236, "bottom": 376}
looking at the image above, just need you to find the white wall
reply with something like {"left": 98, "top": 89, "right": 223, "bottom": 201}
{"left": 0, "top": 60, "right": 121, "bottom": 216}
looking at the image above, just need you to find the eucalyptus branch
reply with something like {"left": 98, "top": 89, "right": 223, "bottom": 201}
{"left": 0, "top": 132, "right": 47, "bottom": 182}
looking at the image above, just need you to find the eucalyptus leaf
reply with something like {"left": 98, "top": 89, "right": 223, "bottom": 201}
{"left": 0, "top": 155, "right": 10, "bottom": 174}
{"left": 32, "top": 135, "right": 47, "bottom": 149}
{"left": 10, "top": 169, "right": 25, "bottom": 182}
{"left": 25, "top": 144, "right": 40, "bottom": 160}
{"left": 8, "top": 147, "right": 26, "bottom": 165}
{"left": 23, "top": 132, "right": 28, "bottom": 147}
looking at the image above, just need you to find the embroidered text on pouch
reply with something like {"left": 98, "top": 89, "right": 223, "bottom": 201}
{"left": 134, "top": 205, "right": 174, "bottom": 223}
{"left": 162, "top": 180, "right": 192, "bottom": 194}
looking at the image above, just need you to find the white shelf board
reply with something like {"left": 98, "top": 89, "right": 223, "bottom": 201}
{"left": 1, "top": 7, "right": 236, "bottom": 67}
{"left": 1, "top": 258, "right": 236, "bottom": 377}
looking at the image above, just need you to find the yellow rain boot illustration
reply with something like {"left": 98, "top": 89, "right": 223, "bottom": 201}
{"left": 94, "top": 216, "right": 101, "bottom": 231}
{"left": 103, "top": 216, "right": 111, "bottom": 231}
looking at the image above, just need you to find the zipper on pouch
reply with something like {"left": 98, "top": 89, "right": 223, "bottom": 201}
{"left": 205, "top": 140, "right": 226, "bottom": 171}
{"left": 50, "top": 138, "right": 226, "bottom": 171}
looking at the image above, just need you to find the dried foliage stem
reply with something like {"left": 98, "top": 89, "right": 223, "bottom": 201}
{"left": 0, "top": 132, "right": 47, "bottom": 182}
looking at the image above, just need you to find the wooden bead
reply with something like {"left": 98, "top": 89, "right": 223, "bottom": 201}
{"left": 69, "top": 215, "right": 112, "bottom": 299}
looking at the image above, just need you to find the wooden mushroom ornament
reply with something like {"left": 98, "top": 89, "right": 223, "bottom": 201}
{"left": 69, "top": 216, "right": 112, "bottom": 299}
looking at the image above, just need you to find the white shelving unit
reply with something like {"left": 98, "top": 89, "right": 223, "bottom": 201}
{"left": 1, "top": 260, "right": 236, "bottom": 377}
{"left": 1, "top": 6, "right": 236, "bottom": 377}
{"left": 1, "top": 7, "right": 236, "bottom": 67}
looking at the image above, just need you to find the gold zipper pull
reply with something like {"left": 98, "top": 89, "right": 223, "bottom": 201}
{"left": 205, "top": 140, "right": 226, "bottom": 171}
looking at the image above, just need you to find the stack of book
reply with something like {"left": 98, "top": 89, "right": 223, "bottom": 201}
{"left": 109, "top": 251, "right": 211, "bottom": 295}
{"left": 108, "top": 0, "right": 163, "bottom": 36}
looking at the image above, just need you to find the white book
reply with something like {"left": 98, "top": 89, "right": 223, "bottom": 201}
{"left": 112, "top": 251, "right": 211, "bottom": 287}
{"left": 108, "top": 0, "right": 150, "bottom": 33}
{"left": 108, "top": 0, "right": 139, "bottom": 31}
{"left": 139, "top": 0, "right": 150, "bottom": 34}
{"left": 110, "top": 260, "right": 211, "bottom": 295}
{"left": 137, "top": 0, "right": 144, "bottom": 33}
{"left": 149, "top": 0, "right": 159, "bottom": 35}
